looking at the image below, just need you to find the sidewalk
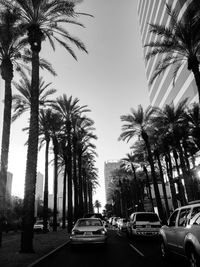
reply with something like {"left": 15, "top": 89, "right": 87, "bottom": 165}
{"left": 0, "top": 229, "right": 69, "bottom": 267}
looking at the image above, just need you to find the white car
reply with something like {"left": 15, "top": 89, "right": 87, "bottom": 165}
{"left": 33, "top": 220, "right": 50, "bottom": 233}
{"left": 70, "top": 218, "right": 107, "bottom": 246}
{"left": 160, "top": 203, "right": 200, "bottom": 267}
{"left": 129, "top": 212, "right": 161, "bottom": 237}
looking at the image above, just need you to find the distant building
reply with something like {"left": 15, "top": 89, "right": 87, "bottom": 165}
{"left": 137, "top": 0, "right": 198, "bottom": 107}
{"left": 104, "top": 160, "right": 121, "bottom": 204}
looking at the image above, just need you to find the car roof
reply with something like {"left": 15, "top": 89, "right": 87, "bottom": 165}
{"left": 176, "top": 203, "right": 200, "bottom": 210}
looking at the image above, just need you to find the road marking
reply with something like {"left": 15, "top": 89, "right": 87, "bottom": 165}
{"left": 129, "top": 243, "right": 145, "bottom": 257}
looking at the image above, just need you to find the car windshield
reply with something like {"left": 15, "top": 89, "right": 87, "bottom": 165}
{"left": 77, "top": 219, "right": 103, "bottom": 227}
{"left": 136, "top": 213, "right": 159, "bottom": 222}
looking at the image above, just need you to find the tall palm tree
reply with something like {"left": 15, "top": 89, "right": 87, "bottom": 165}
{"left": 71, "top": 115, "right": 96, "bottom": 220}
{"left": 119, "top": 105, "right": 165, "bottom": 221}
{"left": 52, "top": 94, "right": 90, "bottom": 232}
{"left": 38, "top": 109, "right": 62, "bottom": 233}
{"left": 120, "top": 153, "right": 140, "bottom": 208}
{"left": 1, "top": 0, "right": 89, "bottom": 252}
{"left": 154, "top": 100, "right": 190, "bottom": 203}
{"left": 94, "top": 200, "right": 101, "bottom": 213}
{"left": 0, "top": 9, "right": 29, "bottom": 243}
{"left": 145, "top": 2, "right": 200, "bottom": 101}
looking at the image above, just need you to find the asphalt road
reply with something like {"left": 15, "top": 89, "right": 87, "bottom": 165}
{"left": 33, "top": 228, "right": 189, "bottom": 267}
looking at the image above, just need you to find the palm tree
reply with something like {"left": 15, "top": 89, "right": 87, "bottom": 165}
{"left": 145, "top": 2, "right": 200, "bottom": 101}
{"left": 71, "top": 115, "right": 96, "bottom": 220}
{"left": 52, "top": 94, "right": 90, "bottom": 232}
{"left": 82, "top": 150, "right": 98, "bottom": 214}
{"left": 154, "top": 100, "right": 190, "bottom": 203}
{"left": 12, "top": 72, "right": 56, "bottom": 121}
{"left": 38, "top": 109, "right": 62, "bottom": 233}
{"left": 0, "top": 0, "right": 89, "bottom": 252}
{"left": 38, "top": 109, "right": 52, "bottom": 233}
{"left": 119, "top": 105, "right": 165, "bottom": 221}
{"left": 94, "top": 200, "right": 101, "bottom": 214}
{"left": 0, "top": 9, "right": 28, "bottom": 242}
{"left": 120, "top": 153, "right": 140, "bottom": 208}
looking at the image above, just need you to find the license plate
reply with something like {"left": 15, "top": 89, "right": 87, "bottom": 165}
{"left": 85, "top": 232, "right": 92, "bottom": 235}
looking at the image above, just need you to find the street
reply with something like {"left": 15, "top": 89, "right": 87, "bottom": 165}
{"left": 33, "top": 228, "right": 188, "bottom": 267}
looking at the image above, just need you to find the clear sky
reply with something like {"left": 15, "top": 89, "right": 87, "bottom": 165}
{"left": 0, "top": 0, "right": 149, "bottom": 208}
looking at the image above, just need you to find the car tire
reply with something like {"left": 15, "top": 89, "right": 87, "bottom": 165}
{"left": 188, "top": 248, "right": 200, "bottom": 267}
{"left": 160, "top": 239, "right": 170, "bottom": 261}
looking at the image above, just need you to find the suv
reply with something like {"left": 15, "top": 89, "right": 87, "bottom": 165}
{"left": 129, "top": 212, "right": 161, "bottom": 237}
{"left": 159, "top": 203, "right": 200, "bottom": 267}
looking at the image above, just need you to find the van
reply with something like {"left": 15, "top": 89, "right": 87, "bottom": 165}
{"left": 129, "top": 212, "right": 161, "bottom": 237}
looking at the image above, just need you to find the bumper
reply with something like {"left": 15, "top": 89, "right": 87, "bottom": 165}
{"left": 70, "top": 235, "right": 107, "bottom": 245}
{"left": 133, "top": 230, "right": 160, "bottom": 236}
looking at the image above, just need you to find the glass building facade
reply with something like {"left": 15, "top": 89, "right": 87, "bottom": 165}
{"left": 137, "top": 0, "right": 198, "bottom": 107}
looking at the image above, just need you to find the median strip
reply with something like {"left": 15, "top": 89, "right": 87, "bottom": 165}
{"left": 129, "top": 243, "right": 145, "bottom": 257}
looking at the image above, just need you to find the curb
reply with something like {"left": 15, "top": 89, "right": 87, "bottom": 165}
{"left": 27, "top": 240, "right": 70, "bottom": 267}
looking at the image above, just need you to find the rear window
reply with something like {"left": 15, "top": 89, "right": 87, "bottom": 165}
{"left": 77, "top": 219, "right": 103, "bottom": 227}
{"left": 83, "top": 213, "right": 104, "bottom": 220}
{"left": 136, "top": 213, "right": 159, "bottom": 222}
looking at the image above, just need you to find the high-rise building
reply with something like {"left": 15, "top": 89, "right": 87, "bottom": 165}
{"left": 104, "top": 160, "right": 121, "bottom": 204}
{"left": 138, "top": 0, "right": 197, "bottom": 107}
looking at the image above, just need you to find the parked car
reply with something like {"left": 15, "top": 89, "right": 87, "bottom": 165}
{"left": 70, "top": 218, "right": 107, "bottom": 246}
{"left": 129, "top": 212, "right": 161, "bottom": 237}
{"left": 33, "top": 220, "right": 50, "bottom": 233}
{"left": 159, "top": 203, "right": 200, "bottom": 267}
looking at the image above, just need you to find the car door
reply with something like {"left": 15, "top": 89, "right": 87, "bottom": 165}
{"left": 173, "top": 208, "right": 191, "bottom": 255}
{"left": 164, "top": 210, "right": 179, "bottom": 250}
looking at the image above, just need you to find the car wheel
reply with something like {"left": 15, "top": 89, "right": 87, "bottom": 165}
{"left": 188, "top": 248, "right": 200, "bottom": 267}
{"left": 160, "top": 239, "right": 170, "bottom": 260}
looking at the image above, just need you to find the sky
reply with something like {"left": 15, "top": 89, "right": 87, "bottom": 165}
{"left": 0, "top": 0, "right": 150, "bottom": 209}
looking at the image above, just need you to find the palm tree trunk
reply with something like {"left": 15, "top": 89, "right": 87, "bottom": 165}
{"left": 143, "top": 165, "right": 154, "bottom": 211}
{"left": 72, "top": 138, "right": 79, "bottom": 221}
{"left": 83, "top": 171, "right": 88, "bottom": 214}
{"left": 53, "top": 138, "right": 58, "bottom": 232}
{"left": 165, "top": 152, "right": 178, "bottom": 209}
{"left": 88, "top": 181, "right": 93, "bottom": 213}
{"left": 62, "top": 163, "right": 67, "bottom": 229}
{"left": 67, "top": 129, "right": 73, "bottom": 233}
{"left": 173, "top": 149, "right": 187, "bottom": 206}
{"left": 191, "top": 63, "right": 200, "bottom": 103}
{"left": 21, "top": 49, "right": 40, "bottom": 253}
{"left": 0, "top": 78, "right": 12, "bottom": 246}
{"left": 177, "top": 141, "right": 193, "bottom": 202}
{"left": 155, "top": 150, "right": 170, "bottom": 219}
{"left": 142, "top": 131, "right": 164, "bottom": 221}
{"left": 43, "top": 139, "right": 49, "bottom": 233}
{"left": 78, "top": 153, "right": 84, "bottom": 217}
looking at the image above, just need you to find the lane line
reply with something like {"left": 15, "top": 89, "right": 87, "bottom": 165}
{"left": 129, "top": 243, "right": 145, "bottom": 257}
